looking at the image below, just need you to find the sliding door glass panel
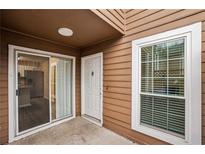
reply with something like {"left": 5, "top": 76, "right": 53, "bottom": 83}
{"left": 51, "top": 57, "right": 72, "bottom": 120}
{"left": 17, "top": 53, "right": 49, "bottom": 132}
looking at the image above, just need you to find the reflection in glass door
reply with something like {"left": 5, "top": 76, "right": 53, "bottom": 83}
{"left": 17, "top": 52, "right": 50, "bottom": 133}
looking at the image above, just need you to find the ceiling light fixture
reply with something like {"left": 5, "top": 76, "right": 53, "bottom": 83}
{"left": 58, "top": 27, "right": 73, "bottom": 36}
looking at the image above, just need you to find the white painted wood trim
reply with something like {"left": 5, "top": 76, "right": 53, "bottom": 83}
{"left": 81, "top": 52, "right": 103, "bottom": 127}
{"left": 8, "top": 45, "right": 76, "bottom": 143}
{"left": 131, "top": 22, "right": 201, "bottom": 145}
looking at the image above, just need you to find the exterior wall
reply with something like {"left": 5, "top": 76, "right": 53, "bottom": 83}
{"left": 82, "top": 9, "right": 205, "bottom": 144}
{"left": 0, "top": 30, "right": 81, "bottom": 144}
{"left": 90, "top": 9, "right": 125, "bottom": 34}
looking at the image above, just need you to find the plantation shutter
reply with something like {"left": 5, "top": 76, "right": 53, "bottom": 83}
{"left": 140, "top": 38, "right": 185, "bottom": 137}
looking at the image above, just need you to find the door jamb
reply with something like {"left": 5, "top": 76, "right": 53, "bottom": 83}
{"left": 81, "top": 52, "right": 103, "bottom": 127}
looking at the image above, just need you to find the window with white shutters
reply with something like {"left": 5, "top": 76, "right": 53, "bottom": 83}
{"left": 132, "top": 23, "right": 201, "bottom": 144}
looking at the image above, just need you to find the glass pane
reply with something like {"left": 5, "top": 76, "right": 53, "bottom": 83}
{"left": 168, "top": 98, "right": 185, "bottom": 117}
{"left": 153, "top": 96, "right": 168, "bottom": 129}
{"left": 169, "top": 59, "right": 184, "bottom": 77}
{"left": 141, "top": 78, "right": 152, "bottom": 93}
{"left": 168, "top": 78, "right": 184, "bottom": 96}
{"left": 153, "top": 111, "right": 167, "bottom": 129}
{"left": 153, "top": 96, "right": 167, "bottom": 113}
{"left": 141, "top": 46, "right": 152, "bottom": 62}
{"left": 153, "top": 78, "right": 167, "bottom": 94}
{"left": 168, "top": 39, "right": 184, "bottom": 59}
{"left": 153, "top": 43, "right": 167, "bottom": 61}
{"left": 51, "top": 57, "right": 73, "bottom": 120}
{"left": 168, "top": 114, "right": 185, "bottom": 136}
{"left": 17, "top": 53, "right": 49, "bottom": 132}
{"left": 153, "top": 60, "right": 167, "bottom": 77}
{"left": 141, "top": 62, "right": 152, "bottom": 77}
{"left": 140, "top": 95, "right": 153, "bottom": 125}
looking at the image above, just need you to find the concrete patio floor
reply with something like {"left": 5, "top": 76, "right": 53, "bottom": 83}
{"left": 10, "top": 117, "right": 135, "bottom": 145}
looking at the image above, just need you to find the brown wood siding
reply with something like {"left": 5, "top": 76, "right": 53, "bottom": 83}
{"left": 0, "top": 30, "right": 81, "bottom": 144}
{"left": 90, "top": 9, "right": 125, "bottom": 34}
{"left": 82, "top": 9, "right": 205, "bottom": 144}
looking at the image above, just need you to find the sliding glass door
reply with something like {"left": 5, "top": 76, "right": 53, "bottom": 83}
{"left": 16, "top": 51, "right": 73, "bottom": 134}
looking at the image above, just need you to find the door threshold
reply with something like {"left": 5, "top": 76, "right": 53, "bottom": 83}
{"left": 82, "top": 114, "right": 102, "bottom": 127}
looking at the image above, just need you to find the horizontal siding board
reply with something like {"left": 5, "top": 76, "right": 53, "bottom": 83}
{"left": 114, "top": 11, "right": 205, "bottom": 47}
{"left": 104, "top": 68, "right": 131, "bottom": 75}
{"left": 104, "top": 86, "right": 131, "bottom": 95}
{"left": 104, "top": 81, "right": 131, "bottom": 88}
{"left": 104, "top": 75, "right": 131, "bottom": 82}
{"left": 0, "top": 109, "right": 8, "bottom": 117}
{"left": 127, "top": 9, "right": 181, "bottom": 30}
{"left": 104, "top": 102, "right": 130, "bottom": 115}
{"left": 104, "top": 48, "right": 131, "bottom": 59}
{"left": 127, "top": 9, "right": 203, "bottom": 35}
{"left": 202, "top": 53, "right": 205, "bottom": 63}
{"left": 104, "top": 92, "right": 131, "bottom": 101}
{"left": 104, "top": 55, "right": 131, "bottom": 64}
{"left": 0, "top": 88, "right": 7, "bottom": 96}
{"left": 126, "top": 9, "right": 162, "bottom": 25}
{"left": 104, "top": 62, "right": 131, "bottom": 70}
{"left": 103, "top": 108, "right": 131, "bottom": 123}
{"left": 104, "top": 97, "right": 131, "bottom": 108}
{"left": 0, "top": 102, "right": 8, "bottom": 110}
{"left": 104, "top": 115, "right": 130, "bottom": 129}
{"left": 0, "top": 95, "right": 8, "bottom": 103}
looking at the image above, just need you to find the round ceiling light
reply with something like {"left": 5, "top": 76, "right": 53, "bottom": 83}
{"left": 58, "top": 27, "right": 73, "bottom": 36}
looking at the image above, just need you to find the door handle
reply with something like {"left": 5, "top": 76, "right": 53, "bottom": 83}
{"left": 16, "top": 89, "right": 20, "bottom": 96}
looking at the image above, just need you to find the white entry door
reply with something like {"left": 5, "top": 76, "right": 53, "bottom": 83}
{"left": 81, "top": 53, "right": 102, "bottom": 122}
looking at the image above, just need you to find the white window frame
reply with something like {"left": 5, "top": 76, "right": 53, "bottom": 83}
{"left": 132, "top": 22, "right": 201, "bottom": 145}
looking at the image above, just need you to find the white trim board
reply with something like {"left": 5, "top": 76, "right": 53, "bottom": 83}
{"left": 131, "top": 22, "right": 201, "bottom": 145}
{"left": 8, "top": 45, "right": 76, "bottom": 143}
{"left": 81, "top": 52, "right": 103, "bottom": 127}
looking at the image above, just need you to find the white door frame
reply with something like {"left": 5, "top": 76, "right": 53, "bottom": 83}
{"left": 8, "top": 44, "right": 76, "bottom": 143}
{"left": 81, "top": 52, "right": 103, "bottom": 126}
